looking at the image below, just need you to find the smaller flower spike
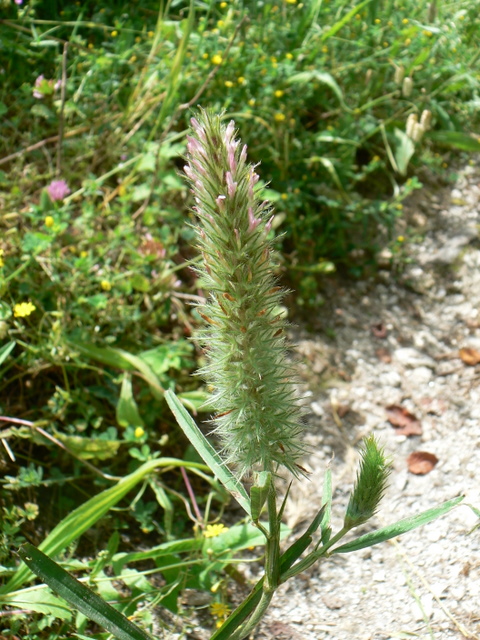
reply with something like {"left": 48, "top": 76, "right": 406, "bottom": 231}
{"left": 344, "top": 436, "right": 392, "bottom": 529}
{"left": 184, "top": 110, "right": 305, "bottom": 478}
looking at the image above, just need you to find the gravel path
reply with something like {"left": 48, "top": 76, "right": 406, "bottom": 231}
{"left": 256, "top": 164, "right": 480, "bottom": 640}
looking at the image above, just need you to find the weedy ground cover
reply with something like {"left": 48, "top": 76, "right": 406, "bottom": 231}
{"left": 0, "top": 0, "right": 479, "bottom": 637}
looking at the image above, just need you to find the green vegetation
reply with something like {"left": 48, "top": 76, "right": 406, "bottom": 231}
{"left": 0, "top": 0, "right": 479, "bottom": 637}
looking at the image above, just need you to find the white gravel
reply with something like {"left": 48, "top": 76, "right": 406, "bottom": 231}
{"left": 256, "top": 164, "right": 480, "bottom": 640}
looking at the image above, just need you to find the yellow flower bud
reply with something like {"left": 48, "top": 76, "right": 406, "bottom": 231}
{"left": 45, "top": 216, "right": 54, "bottom": 228}
{"left": 101, "top": 280, "right": 112, "bottom": 291}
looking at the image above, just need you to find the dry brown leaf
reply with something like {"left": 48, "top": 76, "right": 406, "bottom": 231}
{"left": 386, "top": 404, "right": 423, "bottom": 436}
{"left": 371, "top": 322, "right": 388, "bottom": 338}
{"left": 459, "top": 347, "right": 480, "bottom": 366}
{"left": 407, "top": 451, "right": 439, "bottom": 475}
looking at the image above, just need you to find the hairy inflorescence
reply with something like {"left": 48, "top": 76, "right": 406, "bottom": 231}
{"left": 184, "top": 110, "right": 305, "bottom": 478}
{"left": 344, "top": 436, "right": 392, "bottom": 529}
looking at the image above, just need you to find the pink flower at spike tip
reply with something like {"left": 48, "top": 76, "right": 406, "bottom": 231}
{"left": 47, "top": 179, "right": 71, "bottom": 201}
{"left": 15, "top": 0, "right": 23, "bottom": 4}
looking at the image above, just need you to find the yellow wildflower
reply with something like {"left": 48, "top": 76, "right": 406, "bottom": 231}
{"left": 211, "top": 54, "right": 223, "bottom": 65}
{"left": 101, "top": 280, "right": 112, "bottom": 291}
{"left": 270, "top": 56, "right": 277, "bottom": 63}
{"left": 134, "top": 427, "right": 145, "bottom": 438}
{"left": 355, "top": 13, "right": 361, "bottom": 19}
{"left": 274, "top": 89, "right": 284, "bottom": 98}
{"left": 224, "top": 80, "right": 234, "bottom": 88}
{"left": 374, "top": 18, "right": 381, "bottom": 24}
{"left": 80, "top": 251, "right": 88, "bottom": 258}
{"left": 45, "top": 216, "right": 54, "bottom": 228}
{"left": 286, "top": 52, "right": 294, "bottom": 60}
{"left": 118, "top": 184, "right": 127, "bottom": 196}
{"left": 14, "top": 302, "right": 36, "bottom": 318}
{"left": 220, "top": 1, "right": 227, "bottom": 7}
{"left": 402, "top": 18, "right": 409, "bottom": 24}
{"left": 286, "top": 0, "right": 297, "bottom": 4}
{"left": 217, "top": 20, "right": 225, "bottom": 27}
{"left": 111, "top": 30, "right": 118, "bottom": 37}
{"left": 322, "top": 45, "right": 328, "bottom": 53}
{"left": 405, "top": 38, "right": 412, "bottom": 45}
{"left": 397, "top": 235, "right": 405, "bottom": 243}
{"left": 135, "top": 36, "right": 141, "bottom": 43}
{"left": 202, "top": 52, "right": 209, "bottom": 59}
{"left": 372, "top": 155, "right": 380, "bottom": 162}
{"left": 383, "top": 41, "right": 389, "bottom": 47}
{"left": 423, "top": 30, "right": 433, "bottom": 37}
{"left": 281, "top": 193, "right": 288, "bottom": 200}
{"left": 0, "top": 249, "right": 4, "bottom": 268}
{"left": 88, "top": 43, "right": 94, "bottom": 49}
{"left": 204, "top": 523, "right": 229, "bottom": 538}
{"left": 147, "top": 31, "right": 155, "bottom": 38}
{"left": 274, "top": 112, "right": 286, "bottom": 122}
{"left": 237, "top": 76, "right": 246, "bottom": 84}
{"left": 248, "top": 98, "right": 255, "bottom": 106}
{"left": 210, "top": 602, "right": 230, "bottom": 618}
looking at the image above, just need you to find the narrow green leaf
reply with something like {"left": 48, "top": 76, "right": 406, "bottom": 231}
{"left": 427, "top": 131, "right": 480, "bottom": 152}
{"left": 321, "top": 0, "right": 373, "bottom": 41}
{"left": 320, "top": 466, "right": 332, "bottom": 543}
{"left": 0, "top": 341, "right": 15, "bottom": 367}
{"left": 0, "top": 584, "right": 73, "bottom": 620}
{"left": 149, "top": 478, "right": 174, "bottom": 536}
{"left": 165, "top": 390, "right": 251, "bottom": 517}
{"left": 90, "top": 531, "right": 120, "bottom": 580}
{"left": 0, "top": 458, "right": 208, "bottom": 594}
{"left": 250, "top": 472, "right": 271, "bottom": 522}
{"left": 18, "top": 544, "right": 153, "bottom": 640}
{"left": 116, "top": 373, "right": 145, "bottom": 428}
{"left": 288, "top": 70, "right": 346, "bottom": 109}
{"left": 112, "top": 538, "right": 203, "bottom": 575}
{"left": 69, "top": 341, "right": 164, "bottom": 399}
{"left": 307, "top": 156, "right": 350, "bottom": 199}
{"left": 332, "top": 496, "right": 464, "bottom": 554}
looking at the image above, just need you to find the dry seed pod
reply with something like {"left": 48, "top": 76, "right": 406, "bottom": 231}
{"left": 394, "top": 65, "right": 405, "bottom": 85}
{"left": 406, "top": 113, "right": 418, "bottom": 138}
{"left": 427, "top": 0, "right": 437, "bottom": 22}
{"left": 412, "top": 122, "right": 426, "bottom": 143}
{"left": 420, "top": 109, "right": 432, "bottom": 130}
{"left": 402, "top": 77, "right": 414, "bottom": 97}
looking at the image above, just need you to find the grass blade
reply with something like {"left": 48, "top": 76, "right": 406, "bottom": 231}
{"left": 18, "top": 544, "right": 153, "bottom": 640}
{"left": 332, "top": 496, "right": 464, "bottom": 554}
{"left": 0, "top": 340, "right": 15, "bottom": 367}
{"left": 320, "top": 466, "right": 332, "bottom": 544}
{"left": 321, "top": 0, "right": 373, "bottom": 41}
{"left": 0, "top": 458, "right": 208, "bottom": 594}
{"left": 165, "top": 389, "right": 251, "bottom": 517}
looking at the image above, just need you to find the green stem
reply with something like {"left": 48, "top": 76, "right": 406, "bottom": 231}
{"left": 210, "top": 480, "right": 281, "bottom": 640}
{"left": 280, "top": 526, "right": 351, "bottom": 583}
{"left": 227, "top": 590, "right": 274, "bottom": 640}
{"left": 264, "top": 483, "right": 280, "bottom": 591}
